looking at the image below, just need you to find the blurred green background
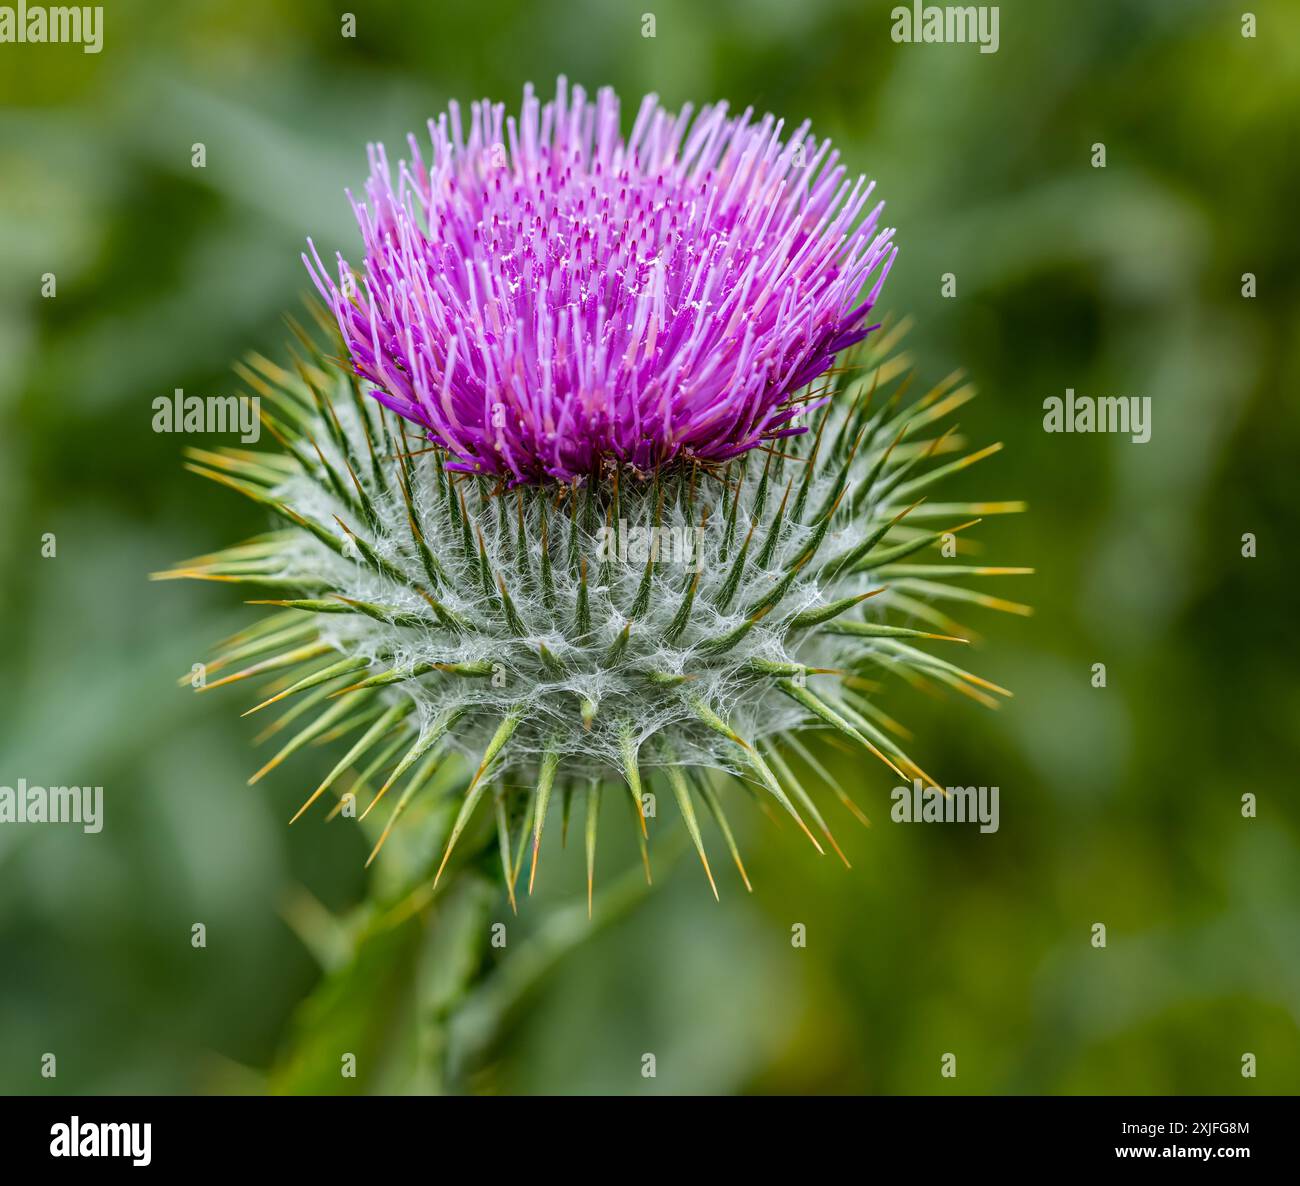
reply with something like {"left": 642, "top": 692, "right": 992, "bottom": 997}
{"left": 2, "top": 0, "right": 1297, "bottom": 1094}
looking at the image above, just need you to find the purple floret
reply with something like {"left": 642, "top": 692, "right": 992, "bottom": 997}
{"left": 306, "top": 78, "right": 896, "bottom": 485}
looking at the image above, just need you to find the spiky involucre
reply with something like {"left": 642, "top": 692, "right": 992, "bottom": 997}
{"left": 161, "top": 312, "right": 1029, "bottom": 907}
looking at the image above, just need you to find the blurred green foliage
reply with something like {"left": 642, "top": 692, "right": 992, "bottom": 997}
{"left": 1, "top": 0, "right": 1297, "bottom": 1094}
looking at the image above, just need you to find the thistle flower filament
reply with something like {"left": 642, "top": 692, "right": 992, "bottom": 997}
{"left": 306, "top": 78, "right": 897, "bottom": 484}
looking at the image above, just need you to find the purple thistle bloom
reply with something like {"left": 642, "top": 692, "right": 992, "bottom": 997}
{"left": 307, "top": 78, "right": 896, "bottom": 485}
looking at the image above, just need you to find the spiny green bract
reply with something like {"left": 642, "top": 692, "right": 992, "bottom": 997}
{"left": 158, "top": 312, "right": 1029, "bottom": 910}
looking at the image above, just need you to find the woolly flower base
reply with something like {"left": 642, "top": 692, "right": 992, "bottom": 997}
{"left": 160, "top": 315, "right": 1028, "bottom": 908}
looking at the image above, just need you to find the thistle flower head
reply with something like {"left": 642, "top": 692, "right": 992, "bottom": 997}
{"left": 306, "top": 78, "right": 896, "bottom": 484}
{"left": 166, "top": 83, "right": 1027, "bottom": 912}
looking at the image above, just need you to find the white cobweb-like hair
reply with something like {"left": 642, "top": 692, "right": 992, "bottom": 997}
{"left": 163, "top": 315, "right": 1028, "bottom": 904}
